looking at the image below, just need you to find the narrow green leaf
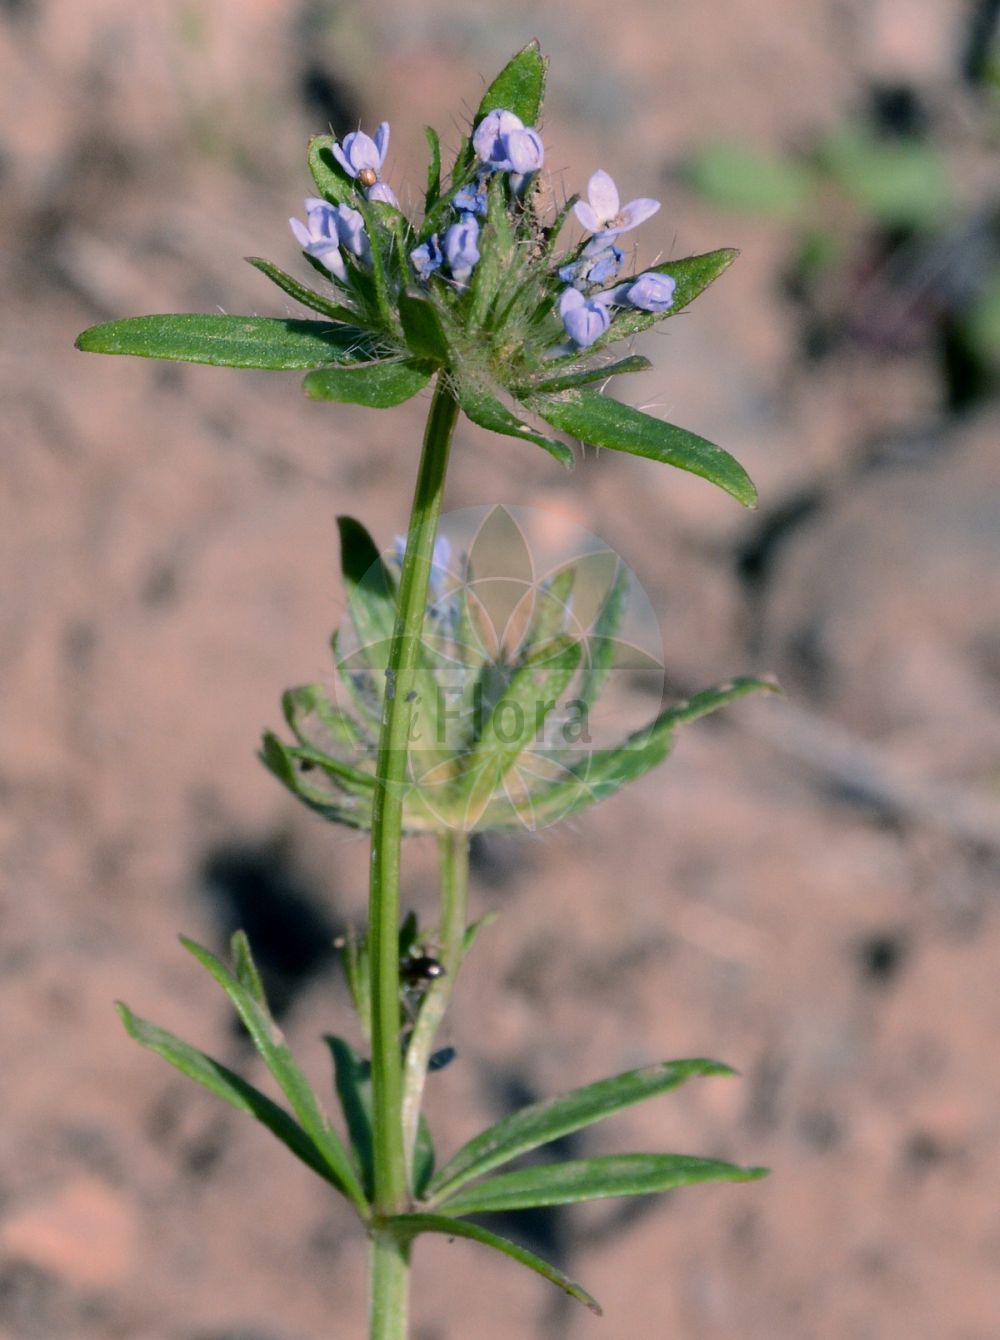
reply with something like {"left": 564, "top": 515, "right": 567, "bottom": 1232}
{"left": 426, "top": 1058, "right": 733, "bottom": 1202}
{"left": 469, "top": 176, "right": 515, "bottom": 330}
{"left": 76, "top": 314, "right": 375, "bottom": 371}
{"left": 577, "top": 562, "right": 629, "bottom": 711}
{"left": 398, "top": 291, "right": 450, "bottom": 364}
{"left": 518, "top": 568, "right": 575, "bottom": 656}
{"left": 180, "top": 936, "right": 368, "bottom": 1212}
{"left": 245, "top": 256, "right": 359, "bottom": 323}
{"left": 424, "top": 126, "right": 442, "bottom": 210}
{"left": 230, "top": 931, "right": 266, "bottom": 1008}
{"left": 281, "top": 684, "right": 369, "bottom": 753}
{"left": 541, "top": 249, "right": 740, "bottom": 364}
{"left": 532, "top": 388, "right": 757, "bottom": 508}
{"left": 353, "top": 195, "right": 395, "bottom": 328}
{"left": 271, "top": 735, "right": 375, "bottom": 798}
{"left": 338, "top": 928, "right": 372, "bottom": 1044}
{"left": 457, "top": 637, "right": 580, "bottom": 827}
{"left": 475, "top": 41, "right": 547, "bottom": 129}
{"left": 259, "top": 733, "right": 373, "bottom": 830}
{"left": 458, "top": 383, "right": 574, "bottom": 467}
{"left": 325, "top": 1035, "right": 374, "bottom": 1199}
{"left": 384, "top": 1214, "right": 601, "bottom": 1315}
{"left": 481, "top": 676, "right": 777, "bottom": 831}
{"left": 337, "top": 515, "right": 398, "bottom": 657}
{"left": 308, "top": 135, "right": 357, "bottom": 207}
{"left": 304, "top": 358, "right": 432, "bottom": 408}
{"left": 520, "top": 354, "right": 653, "bottom": 395}
{"left": 116, "top": 1003, "right": 345, "bottom": 1189}
{"left": 436, "top": 1152, "right": 767, "bottom": 1215}
{"left": 413, "top": 1116, "right": 436, "bottom": 1199}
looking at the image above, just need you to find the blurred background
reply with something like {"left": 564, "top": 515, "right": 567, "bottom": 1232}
{"left": 2, "top": 2, "right": 1000, "bottom": 1337}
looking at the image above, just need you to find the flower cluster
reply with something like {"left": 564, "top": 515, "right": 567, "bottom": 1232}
{"left": 289, "top": 108, "right": 675, "bottom": 353}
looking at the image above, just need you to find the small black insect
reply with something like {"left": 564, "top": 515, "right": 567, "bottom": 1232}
{"left": 400, "top": 953, "right": 446, "bottom": 985}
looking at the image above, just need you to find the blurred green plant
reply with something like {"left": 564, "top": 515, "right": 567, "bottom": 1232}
{"left": 683, "top": 108, "right": 1000, "bottom": 404}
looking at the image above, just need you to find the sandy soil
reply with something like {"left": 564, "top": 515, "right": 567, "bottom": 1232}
{"left": 2, "top": 3, "right": 999, "bottom": 1337}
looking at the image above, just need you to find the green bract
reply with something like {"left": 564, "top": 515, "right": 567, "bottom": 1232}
{"left": 75, "top": 42, "right": 756, "bottom": 508}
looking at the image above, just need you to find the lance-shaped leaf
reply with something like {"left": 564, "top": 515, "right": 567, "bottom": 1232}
{"left": 308, "top": 135, "right": 358, "bottom": 208}
{"left": 383, "top": 1214, "right": 601, "bottom": 1315}
{"left": 76, "top": 314, "right": 376, "bottom": 371}
{"left": 518, "top": 354, "right": 653, "bottom": 395}
{"left": 435, "top": 1152, "right": 767, "bottom": 1216}
{"left": 338, "top": 515, "right": 398, "bottom": 657}
{"left": 116, "top": 1003, "right": 347, "bottom": 1190}
{"left": 282, "top": 685, "right": 370, "bottom": 754}
{"left": 245, "top": 257, "right": 360, "bottom": 323}
{"left": 304, "top": 358, "right": 433, "bottom": 408}
{"left": 180, "top": 936, "right": 368, "bottom": 1212}
{"left": 259, "top": 731, "right": 373, "bottom": 830}
{"left": 425, "top": 1058, "right": 733, "bottom": 1204}
{"left": 326, "top": 1035, "right": 375, "bottom": 1199}
{"left": 475, "top": 40, "right": 547, "bottom": 129}
{"left": 481, "top": 676, "right": 777, "bottom": 831}
{"left": 424, "top": 126, "right": 442, "bottom": 210}
{"left": 230, "top": 930, "right": 266, "bottom": 1007}
{"left": 518, "top": 568, "right": 575, "bottom": 656}
{"left": 325, "top": 1036, "right": 435, "bottom": 1199}
{"left": 398, "top": 291, "right": 451, "bottom": 364}
{"left": 456, "top": 636, "right": 580, "bottom": 827}
{"left": 532, "top": 388, "right": 757, "bottom": 508}
{"left": 458, "top": 383, "right": 574, "bottom": 467}
{"left": 469, "top": 177, "right": 516, "bottom": 330}
{"left": 577, "top": 562, "right": 629, "bottom": 712}
{"left": 542, "top": 249, "right": 741, "bottom": 372}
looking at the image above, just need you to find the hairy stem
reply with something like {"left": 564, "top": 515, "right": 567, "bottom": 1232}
{"left": 368, "top": 375, "right": 459, "bottom": 1224}
{"left": 368, "top": 1228, "right": 411, "bottom": 1340}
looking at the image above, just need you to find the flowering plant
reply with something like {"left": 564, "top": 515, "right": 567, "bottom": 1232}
{"left": 77, "top": 43, "right": 771, "bottom": 1339}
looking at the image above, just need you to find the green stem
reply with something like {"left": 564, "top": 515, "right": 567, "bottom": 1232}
{"left": 368, "top": 1228, "right": 411, "bottom": 1340}
{"left": 401, "top": 829, "right": 470, "bottom": 1181}
{"left": 368, "top": 376, "right": 460, "bottom": 1220}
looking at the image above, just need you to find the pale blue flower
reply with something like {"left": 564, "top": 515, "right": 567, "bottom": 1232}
{"left": 331, "top": 122, "right": 398, "bottom": 205}
{"left": 559, "top": 287, "right": 612, "bottom": 348}
{"left": 472, "top": 108, "right": 545, "bottom": 183}
{"left": 366, "top": 181, "right": 400, "bottom": 207}
{"left": 411, "top": 233, "right": 443, "bottom": 280}
{"left": 453, "top": 182, "right": 488, "bottom": 216}
{"left": 333, "top": 122, "right": 390, "bottom": 182}
{"left": 574, "top": 169, "right": 660, "bottom": 241}
{"left": 444, "top": 214, "right": 480, "bottom": 285}
{"left": 333, "top": 204, "right": 370, "bottom": 260}
{"left": 289, "top": 198, "right": 369, "bottom": 280}
{"left": 625, "top": 271, "right": 677, "bottom": 313}
{"left": 559, "top": 244, "right": 625, "bottom": 288}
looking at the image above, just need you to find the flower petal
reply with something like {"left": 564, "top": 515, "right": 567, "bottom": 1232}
{"left": 619, "top": 197, "right": 661, "bottom": 230}
{"left": 373, "top": 121, "right": 390, "bottom": 165}
{"left": 289, "top": 217, "right": 311, "bottom": 248}
{"left": 331, "top": 142, "right": 353, "bottom": 177}
{"left": 367, "top": 182, "right": 399, "bottom": 207}
{"left": 342, "top": 130, "right": 381, "bottom": 174}
{"left": 559, "top": 287, "right": 586, "bottom": 317}
{"left": 505, "top": 127, "right": 544, "bottom": 175}
{"left": 573, "top": 200, "right": 603, "bottom": 233}
{"left": 587, "top": 170, "right": 620, "bottom": 224}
